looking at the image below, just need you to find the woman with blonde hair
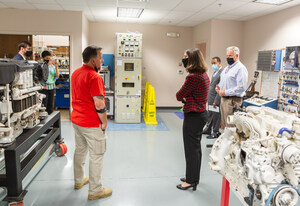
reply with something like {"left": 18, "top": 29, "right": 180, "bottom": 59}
{"left": 176, "top": 48, "right": 210, "bottom": 191}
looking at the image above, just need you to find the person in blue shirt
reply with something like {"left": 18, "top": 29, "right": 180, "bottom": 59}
{"left": 215, "top": 46, "right": 248, "bottom": 128}
{"left": 13, "top": 41, "right": 32, "bottom": 60}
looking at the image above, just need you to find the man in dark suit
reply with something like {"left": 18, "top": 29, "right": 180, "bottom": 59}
{"left": 13, "top": 41, "right": 32, "bottom": 60}
{"left": 203, "top": 56, "right": 224, "bottom": 139}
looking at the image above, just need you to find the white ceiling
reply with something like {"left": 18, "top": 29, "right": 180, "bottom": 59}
{"left": 0, "top": 0, "right": 300, "bottom": 26}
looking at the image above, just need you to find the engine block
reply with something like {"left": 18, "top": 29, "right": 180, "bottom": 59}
{"left": 0, "top": 59, "right": 48, "bottom": 145}
{"left": 210, "top": 106, "right": 300, "bottom": 206}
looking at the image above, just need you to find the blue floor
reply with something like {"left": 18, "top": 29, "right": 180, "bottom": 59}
{"left": 107, "top": 114, "right": 169, "bottom": 131}
{"left": 23, "top": 110, "right": 244, "bottom": 206}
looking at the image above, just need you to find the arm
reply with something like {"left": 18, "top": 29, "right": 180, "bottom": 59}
{"left": 224, "top": 67, "right": 248, "bottom": 96}
{"left": 54, "top": 61, "right": 60, "bottom": 78}
{"left": 176, "top": 75, "right": 196, "bottom": 101}
{"left": 93, "top": 95, "right": 107, "bottom": 130}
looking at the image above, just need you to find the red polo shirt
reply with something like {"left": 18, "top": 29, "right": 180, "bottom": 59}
{"left": 71, "top": 64, "right": 105, "bottom": 127}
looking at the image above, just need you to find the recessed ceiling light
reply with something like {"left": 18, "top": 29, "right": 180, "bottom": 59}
{"left": 253, "top": 0, "right": 293, "bottom": 5}
{"left": 117, "top": 7, "right": 144, "bottom": 18}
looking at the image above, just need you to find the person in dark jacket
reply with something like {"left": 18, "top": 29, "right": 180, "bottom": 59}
{"left": 176, "top": 48, "right": 210, "bottom": 191}
{"left": 13, "top": 41, "right": 32, "bottom": 60}
{"left": 202, "top": 56, "right": 224, "bottom": 139}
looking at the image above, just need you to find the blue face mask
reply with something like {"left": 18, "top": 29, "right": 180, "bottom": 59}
{"left": 212, "top": 64, "right": 219, "bottom": 71}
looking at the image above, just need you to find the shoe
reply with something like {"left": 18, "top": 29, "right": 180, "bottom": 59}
{"left": 74, "top": 176, "right": 89, "bottom": 189}
{"left": 88, "top": 188, "right": 112, "bottom": 200}
{"left": 202, "top": 130, "right": 211, "bottom": 135}
{"left": 176, "top": 183, "right": 197, "bottom": 191}
{"left": 180, "top": 177, "right": 186, "bottom": 182}
{"left": 207, "top": 134, "right": 217, "bottom": 139}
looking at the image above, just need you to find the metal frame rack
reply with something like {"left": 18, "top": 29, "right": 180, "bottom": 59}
{"left": 0, "top": 111, "right": 66, "bottom": 204}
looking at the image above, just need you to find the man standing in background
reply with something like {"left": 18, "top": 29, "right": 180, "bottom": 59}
{"left": 13, "top": 41, "right": 32, "bottom": 60}
{"left": 216, "top": 46, "right": 248, "bottom": 128}
{"left": 203, "top": 56, "right": 223, "bottom": 139}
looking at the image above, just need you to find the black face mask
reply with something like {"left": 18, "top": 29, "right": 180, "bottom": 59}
{"left": 25, "top": 51, "right": 32, "bottom": 57}
{"left": 44, "top": 59, "right": 50, "bottom": 64}
{"left": 227, "top": 57, "right": 235, "bottom": 65}
{"left": 182, "top": 58, "right": 188, "bottom": 68}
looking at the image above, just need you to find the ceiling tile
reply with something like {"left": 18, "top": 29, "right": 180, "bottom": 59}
{"left": 173, "top": 0, "right": 216, "bottom": 12}
{"left": 145, "top": 0, "right": 182, "bottom": 10}
{"left": 56, "top": 0, "right": 88, "bottom": 6}
{"left": 187, "top": 11, "right": 217, "bottom": 21}
{"left": 140, "top": 9, "right": 169, "bottom": 19}
{"left": 0, "top": 0, "right": 27, "bottom": 2}
{"left": 117, "top": 1, "right": 147, "bottom": 8}
{"left": 94, "top": 16, "right": 117, "bottom": 22}
{"left": 215, "top": 14, "right": 244, "bottom": 20}
{"left": 158, "top": 18, "right": 182, "bottom": 25}
{"left": 90, "top": 6, "right": 117, "bottom": 17}
{"left": 3, "top": 2, "right": 35, "bottom": 9}
{"left": 32, "top": 3, "right": 63, "bottom": 10}
{"left": 87, "top": 0, "right": 117, "bottom": 7}
{"left": 225, "top": 2, "right": 276, "bottom": 16}
{"left": 203, "top": 0, "right": 249, "bottom": 13}
{"left": 0, "top": 2, "right": 8, "bottom": 8}
{"left": 61, "top": 4, "right": 90, "bottom": 12}
{"left": 177, "top": 20, "right": 201, "bottom": 27}
{"left": 116, "top": 17, "right": 138, "bottom": 23}
{"left": 27, "top": 0, "right": 56, "bottom": 4}
{"left": 164, "top": 11, "right": 194, "bottom": 20}
{"left": 137, "top": 18, "right": 160, "bottom": 24}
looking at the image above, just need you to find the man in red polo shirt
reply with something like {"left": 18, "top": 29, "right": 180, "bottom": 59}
{"left": 71, "top": 46, "right": 112, "bottom": 200}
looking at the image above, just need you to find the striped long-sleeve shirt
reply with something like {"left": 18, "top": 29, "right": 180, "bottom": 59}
{"left": 176, "top": 71, "right": 210, "bottom": 113}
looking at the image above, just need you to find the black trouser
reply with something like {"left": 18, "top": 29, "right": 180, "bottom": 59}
{"left": 40, "top": 89, "right": 54, "bottom": 114}
{"left": 183, "top": 111, "right": 207, "bottom": 184}
{"left": 206, "top": 111, "right": 221, "bottom": 134}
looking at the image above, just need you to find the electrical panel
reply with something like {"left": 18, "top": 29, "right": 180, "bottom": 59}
{"left": 105, "top": 95, "right": 114, "bottom": 116}
{"left": 115, "top": 33, "right": 142, "bottom": 58}
{"left": 115, "top": 33, "right": 142, "bottom": 123}
{"left": 278, "top": 46, "right": 300, "bottom": 116}
{"left": 100, "top": 66, "right": 110, "bottom": 90}
{"left": 115, "top": 96, "right": 141, "bottom": 123}
{"left": 257, "top": 50, "right": 282, "bottom": 71}
{"left": 115, "top": 58, "right": 142, "bottom": 96}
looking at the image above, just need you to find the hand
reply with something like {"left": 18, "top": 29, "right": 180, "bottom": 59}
{"left": 219, "top": 90, "right": 225, "bottom": 97}
{"left": 101, "top": 123, "right": 107, "bottom": 131}
{"left": 183, "top": 98, "right": 186, "bottom": 102}
{"left": 213, "top": 103, "right": 217, "bottom": 108}
{"left": 215, "top": 85, "right": 220, "bottom": 93}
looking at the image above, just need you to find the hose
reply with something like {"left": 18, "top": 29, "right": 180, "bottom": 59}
{"left": 279, "top": 127, "right": 293, "bottom": 136}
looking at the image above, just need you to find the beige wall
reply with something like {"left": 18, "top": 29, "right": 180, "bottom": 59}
{"left": 243, "top": 5, "right": 300, "bottom": 91}
{"left": 0, "top": 8, "right": 84, "bottom": 73}
{"left": 210, "top": 19, "right": 244, "bottom": 76}
{"left": 193, "top": 19, "right": 244, "bottom": 78}
{"left": 193, "top": 20, "right": 212, "bottom": 61}
{"left": 89, "top": 22, "right": 194, "bottom": 107}
{"left": 82, "top": 13, "right": 89, "bottom": 51}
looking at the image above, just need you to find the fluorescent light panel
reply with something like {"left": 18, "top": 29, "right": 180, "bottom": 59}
{"left": 117, "top": 7, "right": 144, "bottom": 18}
{"left": 253, "top": 0, "right": 293, "bottom": 5}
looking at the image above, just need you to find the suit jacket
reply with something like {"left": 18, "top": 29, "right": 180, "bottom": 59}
{"left": 207, "top": 67, "right": 224, "bottom": 106}
{"left": 13, "top": 53, "right": 25, "bottom": 60}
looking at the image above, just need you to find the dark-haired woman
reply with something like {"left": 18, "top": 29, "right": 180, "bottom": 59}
{"left": 176, "top": 48, "right": 210, "bottom": 191}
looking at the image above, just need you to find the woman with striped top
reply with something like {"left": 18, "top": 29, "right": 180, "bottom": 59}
{"left": 176, "top": 48, "right": 210, "bottom": 191}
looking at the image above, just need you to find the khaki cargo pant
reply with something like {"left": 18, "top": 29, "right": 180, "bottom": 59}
{"left": 220, "top": 96, "right": 242, "bottom": 128}
{"left": 73, "top": 123, "right": 106, "bottom": 195}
